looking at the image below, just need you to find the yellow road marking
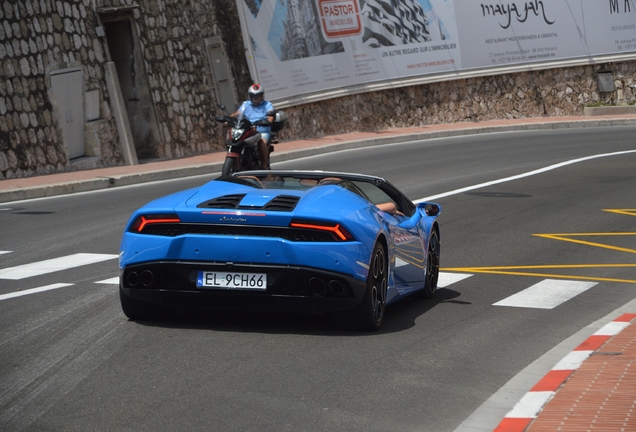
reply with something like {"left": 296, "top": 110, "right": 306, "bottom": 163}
{"left": 603, "top": 209, "right": 636, "bottom": 217}
{"left": 441, "top": 208, "right": 636, "bottom": 284}
{"left": 441, "top": 266, "right": 636, "bottom": 284}
{"left": 533, "top": 233, "right": 636, "bottom": 254}
{"left": 446, "top": 264, "right": 636, "bottom": 270}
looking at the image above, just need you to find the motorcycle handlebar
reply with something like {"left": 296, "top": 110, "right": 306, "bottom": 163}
{"left": 215, "top": 115, "right": 233, "bottom": 124}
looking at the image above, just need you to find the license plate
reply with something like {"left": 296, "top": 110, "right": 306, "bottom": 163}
{"left": 197, "top": 271, "right": 267, "bottom": 291}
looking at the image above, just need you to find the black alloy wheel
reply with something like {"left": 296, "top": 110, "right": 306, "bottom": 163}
{"left": 334, "top": 242, "right": 388, "bottom": 331}
{"left": 421, "top": 230, "right": 440, "bottom": 299}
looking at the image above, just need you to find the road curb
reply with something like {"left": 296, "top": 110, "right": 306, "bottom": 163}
{"left": 454, "top": 297, "right": 636, "bottom": 432}
{"left": 2, "top": 117, "right": 635, "bottom": 203}
{"left": 493, "top": 313, "right": 636, "bottom": 432}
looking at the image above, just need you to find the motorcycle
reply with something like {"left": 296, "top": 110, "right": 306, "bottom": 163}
{"left": 215, "top": 105, "right": 288, "bottom": 176}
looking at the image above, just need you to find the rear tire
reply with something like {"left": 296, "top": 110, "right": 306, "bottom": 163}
{"left": 333, "top": 242, "right": 387, "bottom": 331}
{"left": 222, "top": 157, "right": 237, "bottom": 176}
{"left": 119, "top": 287, "right": 175, "bottom": 321}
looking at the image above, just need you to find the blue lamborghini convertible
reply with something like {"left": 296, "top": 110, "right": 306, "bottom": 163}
{"left": 119, "top": 170, "right": 441, "bottom": 330}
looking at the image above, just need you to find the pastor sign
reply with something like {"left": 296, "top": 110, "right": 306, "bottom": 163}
{"left": 318, "top": 0, "right": 362, "bottom": 39}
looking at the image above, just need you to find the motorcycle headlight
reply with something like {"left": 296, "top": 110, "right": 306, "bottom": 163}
{"left": 232, "top": 128, "right": 244, "bottom": 140}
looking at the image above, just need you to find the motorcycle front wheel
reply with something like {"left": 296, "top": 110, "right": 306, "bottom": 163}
{"left": 222, "top": 157, "right": 237, "bottom": 176}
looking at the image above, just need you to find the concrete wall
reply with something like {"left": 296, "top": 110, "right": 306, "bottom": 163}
{"left": 1, "top": 0, "right": 635, "bottom": 180}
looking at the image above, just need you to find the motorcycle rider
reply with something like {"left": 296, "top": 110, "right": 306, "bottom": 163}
{"left": 232, "top": 84, "right": 275, "bottom": 169}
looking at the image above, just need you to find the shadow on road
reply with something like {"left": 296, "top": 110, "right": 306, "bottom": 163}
{"left": 129, "top": 288, "right": 467, "bottom": 336}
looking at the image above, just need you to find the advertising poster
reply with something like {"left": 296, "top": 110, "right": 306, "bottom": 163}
{"left": 583, "top": 0, "right": 636, "bottom": 55}
{"left": 454, "top": 0, "right": 592, "bottom": 66}
{"left": 236, "top": 0, "right": 636, "bottom": 103}
{"left": 238, "top": 0, "right": 461, "bottom": 101}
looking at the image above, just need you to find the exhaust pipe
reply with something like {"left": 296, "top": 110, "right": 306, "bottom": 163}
{"left": 309, "top": 277, "right": 326, "bottom": 295}
{"left": 126, "top": 271, "right": 139, "bottom": 287}
{"left": 141, "top": 270, "right": 154, "bottom": 287}
{"left": 328, "top": 280, "right": 345, "bottom": 296}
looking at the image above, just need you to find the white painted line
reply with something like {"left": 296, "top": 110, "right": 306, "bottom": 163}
{"left": 0, "top": 251, "right": 12, "bottom": 255}
{"left": 505, "top": 391, "right": 554, "bottom": 418}
{"left": 594, "top": 320, "right": 630, "bottom": 336}
{"left": 95, "top": 277, "right": 119, "bottom": 285}
{"left": 395, "top": 257, "right": 409, "bottom": 268}
{"left": 493, "top": 279, "right": 597, "bottom": 309}
{"left": 438, "top": 272, "right": 473, "bottom": 288}
{"left": 552, "top": 350, "right": 593, "bottom": 371}
{"left": 0, "top": 253, "right": 118, "bottom": 280}
{"left": 0, "top": 283, "right": 74, "bottom": 301}
{"left": 414, "top": 149, "right": 636, "bottom": 203}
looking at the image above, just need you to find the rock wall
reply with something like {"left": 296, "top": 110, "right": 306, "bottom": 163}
{"left": 0, "top": 0, "right": 635, "bottom": 180}
{"left": 0, "top": 0, "right": 251, "bottom": 180}
{"left": 277, "top": 62, "right": 636, "bottom": 141}
{"left": 0, "top": 0, "right": 122, "bottom": 178}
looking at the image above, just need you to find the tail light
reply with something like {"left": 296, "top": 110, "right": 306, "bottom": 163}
{"left": 130, "top": 214, "right": 181, "bottom": 233}
{"left": 289, "top": 219, "right": 354, "bottom": 241}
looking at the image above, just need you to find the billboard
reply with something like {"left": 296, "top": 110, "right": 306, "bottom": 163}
{"left": 236, "top": 0, "right": 636, "bottom": 103}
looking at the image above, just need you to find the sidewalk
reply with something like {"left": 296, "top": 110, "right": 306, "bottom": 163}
{"left": 527, "top": 313, "right": 636, "bottom": 431}
{"left": 495, "top": 313, "right": 636, "bottom": 432}
{"left": 2, "top": 113, "right": 636, "bottom": 430}
{"left": 1, "top": 114, "right": 636, "bottom": 203}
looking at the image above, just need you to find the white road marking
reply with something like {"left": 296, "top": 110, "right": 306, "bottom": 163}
{"left": 0, "top": 251, "right": 12, "bottom": 255}
{"left": 493, "top": 279, "right": 597, "bottom": 309}
{"left": 393, "top": 262, "right": 473, "bottom": 288}
{"left": 414, "top": 149, "right": 636, "bottom": 203}
{"left": 0, "top": 253, "right": 118, "bottom": 280}
{"left": 438, "top": 272, "right": 473, "bottom": 288}
{"left": 0, "top": 283, "right": 74, "bottom": 301}
{"left": 95, "top": 277, "right": 119, "bottom": 285}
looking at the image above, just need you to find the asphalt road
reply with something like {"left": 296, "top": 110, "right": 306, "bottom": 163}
{"left": 1, "top": 126, "right": 635, "bottom": 431}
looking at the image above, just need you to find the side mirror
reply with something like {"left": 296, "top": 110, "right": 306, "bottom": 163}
{"left": 397, "top": 202, "right": 441, "bottom": 230}
{"left": 423, "top": 203, "right": 441, "bottom": 217}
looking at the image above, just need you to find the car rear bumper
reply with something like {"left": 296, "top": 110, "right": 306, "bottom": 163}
{"left": 120, "top": 261, "right": 368, "bottom": 315}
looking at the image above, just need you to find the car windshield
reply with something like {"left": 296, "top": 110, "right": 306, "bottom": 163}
{"left": 216, "top": 173, "right": 402, "bottom": 208}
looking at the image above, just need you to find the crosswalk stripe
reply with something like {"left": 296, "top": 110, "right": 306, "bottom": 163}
{"left": 95, "top": 277, "right": 119, "bottom": 285}
{"left": 0, "top": 253, "right": 118, "bottom": 280}
{"left": 493, "top": 279, "right": 597, "bottom": 309}
{"left": 438, "top": 272, "right": 473, "bottom": 288}
{"left": 0, "top": 283, "right": 74, "bottom": 301}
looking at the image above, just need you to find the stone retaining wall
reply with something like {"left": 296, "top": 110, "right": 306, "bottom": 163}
{"left": 277, "top": 62, "right": 636, "bottom": 141}
{"left": 0, "top": 0, "right": 249, "bottom": 180}
{"left": 1, "top": 0, "right": 635, "bottom": 180}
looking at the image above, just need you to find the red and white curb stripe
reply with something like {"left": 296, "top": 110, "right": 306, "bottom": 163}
{"left": 494, "top": 313, "right": 636, "bottom": 432}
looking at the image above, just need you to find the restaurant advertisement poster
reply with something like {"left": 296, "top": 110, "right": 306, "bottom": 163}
{"left": 235, "top": 0, "right": 636, "bottom": 102}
